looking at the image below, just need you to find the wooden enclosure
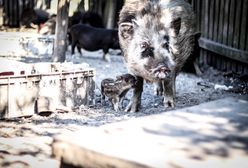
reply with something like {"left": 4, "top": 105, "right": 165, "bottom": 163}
{"left": 188, "top": 0, "right": 248, "bottom": 74}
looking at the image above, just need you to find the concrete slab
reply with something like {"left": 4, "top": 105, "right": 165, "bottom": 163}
{"left": 53, "top": 97, "right": 248, "bottom": 168}
{"left": 0, "top": 136, "right": 59, "bottom": 168}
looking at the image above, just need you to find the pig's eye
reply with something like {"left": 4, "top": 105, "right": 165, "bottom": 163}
{"left": 162, "top": 42, "right": 169, "bottom": 51}
{"left": 141, "top": 47, "right": 154, "bottom": 58}
{"left": 140, "top": 42, "right": 150, "bottom": 49}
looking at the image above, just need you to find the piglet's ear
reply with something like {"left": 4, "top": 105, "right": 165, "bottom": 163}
{"left": 119, "top": 22, "right": 134, "bottom": 39}
{"left": 170, "top": 17, "right": 181, "bottom": 37}
{"left": 116, "top": 75, "right": 122, "bottom": 80}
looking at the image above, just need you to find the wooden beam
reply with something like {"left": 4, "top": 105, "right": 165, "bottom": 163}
{"left": 199, "top": 37, "right": 248, "bottom": 64}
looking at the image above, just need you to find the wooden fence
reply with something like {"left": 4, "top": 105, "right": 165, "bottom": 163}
{"left": 188, "top": 0, "right": 248, "bottom": 74}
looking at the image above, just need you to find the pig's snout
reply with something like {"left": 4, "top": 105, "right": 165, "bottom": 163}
{"left": 150, "top": 64, "right": 171, "bottom": 79}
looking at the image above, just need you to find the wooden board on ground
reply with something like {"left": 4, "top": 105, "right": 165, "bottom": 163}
{"left": 53, "top": 97, "right": 248, "bottom": 168}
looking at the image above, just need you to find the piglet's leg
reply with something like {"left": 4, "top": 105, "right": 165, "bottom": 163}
{"left": 125, "top": 77, "right": 143, "bottom": 112}
{"left": 112, "top": 97, "right": 120, "bottom": 111}
{"left": 101, "top": 94, "right": 105, "bottom": 106}
{"left": 162, "top": 77, "right": 176, "bottom": 108}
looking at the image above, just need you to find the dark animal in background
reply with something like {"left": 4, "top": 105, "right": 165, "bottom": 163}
{"left": 101, "top": 74, "right": 136, "bottom": 111}
{"left": 68, "top": 11, "right": 104, "bottom": 30}
{"left": 40, "top": 11, "right": 104, "bottom": 35}
{"left": 81, "top": 11, "right": 104, "bottom": 28}
{"left": 118, "top": 0, "right": 196, "bottom": 112}
{"left": 20, "top": 8, "right": 49, "bottom": 31}
{"left": 68, "top": 11, "right": 84, "bottom": 29}
{"left": 70, "top": 24, "right": 120, "bottom": 61}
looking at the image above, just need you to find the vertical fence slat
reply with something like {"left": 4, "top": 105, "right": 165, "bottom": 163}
{"left": 222, "top": 0, "right": 230, "bottom": 45}
{"left": 205, "top": 0, "right": 210, "bottom": 38}
{"left": 208, "top": 0, "right": 214, "bottom": 40}
{"left": 239, "top": 0, "right": 248, "bottom": 50}
{"left": 227, "top": 0, "right": 235, "bottom": 48}
{"left": 213, "top": 0, "right": 220, "bottom": 42}
{"left": 233, "top": 0, "right": 242, "bottom": 49}
{"left": 217, "top": 0, "right": 225, "bottom": 43}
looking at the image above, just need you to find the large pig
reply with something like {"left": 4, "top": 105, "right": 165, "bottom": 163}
{"left": 118, "top": 0, "right": 196, "bottom": 112}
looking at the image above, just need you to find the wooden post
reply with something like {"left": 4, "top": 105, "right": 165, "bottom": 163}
{"left": 53, "top": 0, "right": 70, "bottom": 62}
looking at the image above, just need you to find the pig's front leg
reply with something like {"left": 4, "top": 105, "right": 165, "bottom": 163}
{"left": 154, "top": 81, "right": 163, "bottom": 96}
{"left": 112, "top": 97, "right": 120, "bottom": 111}
{"left": 162, "top": 77, "right": 176, "bottom": 108}
{"left": 125, "top": 76, "right": 143, "bottom": 112}
{"left": 102, "top": 48, "right": 111, "bottom": 62}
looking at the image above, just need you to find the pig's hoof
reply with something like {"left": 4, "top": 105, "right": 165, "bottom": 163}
{"left": 154, "top": 89, "right": 163, "bottom": 96}
{"left": 125, "top": 102, "right": 139, "bottom": 112}
{"left": 103, "top": 54, "right": 111, "bottom": 62}
{"left": 153, "top": 84, "right": 163, "bottom": 96}
{"left": 163, "top": 99, "right": 175, "bottom": 108}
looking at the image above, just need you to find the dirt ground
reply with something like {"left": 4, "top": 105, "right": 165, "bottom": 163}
{"left": 0, "top": 48, "right": 247, "bottom": 167}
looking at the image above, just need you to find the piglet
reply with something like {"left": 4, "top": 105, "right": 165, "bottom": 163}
{"left": 101, "top": 74, "right": 136, "bottom": 111}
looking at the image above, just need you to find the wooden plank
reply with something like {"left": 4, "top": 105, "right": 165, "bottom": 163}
{"left": 221, "top": 56, "right": 226, "bottom": 71}
{"left": 222, "top": 0, "right": 230, "bottom": 45}
{"left": 217, "top": 0, "right": 224, "bottom": 43}
{"left": 233, "top": 0, "right": 242, "bottom": 49}
{"left": 196, "top": 0, "right": 201, "bottom": 32}
{"left": 239, "top": 0, "right": 248, "bottom": 50}
{"left": 227, "top": 0, "right": 235, "bottom": 47}
{"left": 213, "top": 0, "right": 220, "bottom": 42}
{"left": 199, "top": 37, "right": 248, "bottom": 64}
{"left": 204, "top": 0, "right": 209, "bottom": 38}
{"left": 232, "top": 61, "right": 237, "bottom": 72}
{"left": 53, "top": 97, "right": 248, "bottom": 168}
{"left": 217, "top": 54, "right": 221, "bottom": 70}
{"left": 208, "top": 0, "right": 214, "bottom": 40}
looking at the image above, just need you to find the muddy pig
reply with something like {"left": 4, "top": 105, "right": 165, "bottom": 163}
{"left": 101, "top": 74, "right": 136, "bottom": 111}
{"left": 70, "top": 24, "right": 120, "bottom": 61}
{"left": 118, "top": 0, "right": 196, "bottom": 112}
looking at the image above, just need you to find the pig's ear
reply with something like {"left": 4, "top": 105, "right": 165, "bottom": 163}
{"left": 116, "top": 75, "right": 122, "bottom": 80}
{"left": 119, "top": 22, "right": 134, "bottom": 39}
{"left": 170, "top": 17, "right": 181, "bottom": 37}
{"left": 194, "top": 32, "right": 201, "bottom": 40}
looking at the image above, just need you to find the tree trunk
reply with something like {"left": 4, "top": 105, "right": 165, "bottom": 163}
{"left": 77, "top": 0, "right": 85, "bottom": 13}
{"left": 104, "top": 0, "right": 116, "bottom": 29}
{"left": 53, "top": 0, "right": 69, "bottom": 62}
